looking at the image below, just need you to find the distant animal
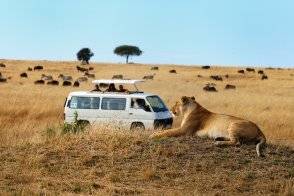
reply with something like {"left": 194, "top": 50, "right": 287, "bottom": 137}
{"left": 225, "top": 84, "right": 236, "bottom": 90}
{"left": 63, "top": 81, "right": 72, "bottom": 86}
{"left": 149, "top": 96, "right": 267, "bottom": 157}
{"left": 34, "top": 65, "right": 43, "bottom": 70}
{"left": 246, "top": 68, "right": 255, "bottom": 72}
{"left": 7, "top": 76, "right": 12, "bottom": 80}
{"left": 27, "top": 67, "right": 33, "bottom": 71}
{"left": 47, "top": 80, "right": 59, "bottom": 85}
{"left": 0, "top": 72, "right": 1, "bottom": 77}
{"left": 197, "top": 75, "right": 202, "bottom": 78}
{"left": 77, "top": 76, "right": 88, "bottom": 82}
{"left": 58, "top": 74, "right": 73, "bottom": 81}
{"left": 169, "top": 69, "right": 177, "bottom": 73}
{"left": 238, "top": 70, "right": 245, "bottom": 74}
{"left": 224, "top": 74, "right": 229, "bottom": 78}
{"left": 143, "top": 75, "right": 154, "bottom": 80}
{"left": 20, "top": 72, "right": 28, "bottom": 78}
{"left": 210, "top": 75, "right": 223, "bottom": 81}
{"left": 0, "top": 76, "right": 7, "bottom": 83}
{"left": 41, "top": 74, "right": 53, "bottom": 81}
{"left": 203, "top": 84, "right": 217, "bottom": 92}
{"left": 151, "top": 66, "right": 159, "bottom": 70}
{"left": 258, "top": 70, "right": 264, "bottom": 74}
{"left": 89, "top": 67, "right": 94, "bottom": 71}
{"left": 0, "top": 63, "right": 6, "bottom": 68}
{"left": 112, "top": 74, "right": 123, "bottom": 79}
{"left": 202, "top": 65, "right": 210, "bottom": 69}
{"left": 261, "top": 74, "right": 268, "bottom": 80}
{"left": 84, "top": 72, "right": 95, "bottom": 78}
{"left": 76, "top": 66, "right": 88, "bottom": 72}
{"left": 34, "top": 80, "right": 45, "bottom": 85}
{"left": 73, "top": 81, "right": 80, "bottom": 87}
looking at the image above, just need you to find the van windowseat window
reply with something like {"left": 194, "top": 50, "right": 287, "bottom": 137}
{"left": 70, "top": 96, "right": 100, "bottom": 109}
{"left": 101, "top": 98, "right": 126, "bottom": 110}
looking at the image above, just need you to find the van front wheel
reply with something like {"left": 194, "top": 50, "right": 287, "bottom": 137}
{"left": 130, "top": 122, "right": 145, "bottom": 131}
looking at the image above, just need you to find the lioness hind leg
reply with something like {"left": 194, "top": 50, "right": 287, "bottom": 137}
{"left": 215, "top": 123, "right": 241, "bottom": 146}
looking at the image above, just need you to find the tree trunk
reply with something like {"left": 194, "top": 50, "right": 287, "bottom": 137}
{"left": 126, "top": 55, "right": 129, "bottom": 64}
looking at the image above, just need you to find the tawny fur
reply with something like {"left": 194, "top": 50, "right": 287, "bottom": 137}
{"left": 150, "top": 96, "right": 266, "bottom": 157}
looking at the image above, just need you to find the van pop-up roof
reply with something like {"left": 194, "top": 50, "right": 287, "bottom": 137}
{"left": 92, "top": 79, "right": 145, "bottom": 92}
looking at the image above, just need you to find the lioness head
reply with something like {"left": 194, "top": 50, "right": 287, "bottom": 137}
{"left": 171, "top": 96, "right": 196, "bottom": 116}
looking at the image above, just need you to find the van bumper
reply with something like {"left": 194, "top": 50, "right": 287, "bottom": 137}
{"left": 154, "top": 118, "right": 173, "bottom": 129}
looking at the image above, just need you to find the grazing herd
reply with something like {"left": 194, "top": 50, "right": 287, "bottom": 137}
{"left": 0, "top": 62, "right": 286, "bottom": 94}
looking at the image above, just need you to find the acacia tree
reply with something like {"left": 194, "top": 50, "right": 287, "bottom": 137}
{"left": 77, "top": 48, "right": 94, "bottom": 64}
{"left": 113, "top": 45, "right": 142, "bottom": 64}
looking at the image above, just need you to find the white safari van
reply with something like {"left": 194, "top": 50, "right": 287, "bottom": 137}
{"left": 64, "top": 80, "right": 173, "bottom": 130}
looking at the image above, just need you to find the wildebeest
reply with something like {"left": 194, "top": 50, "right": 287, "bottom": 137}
{"left": 143, "top": 75, "right": 154, "bottom": 80}
{"left": 63, "top": 81, "right": 72, "bottom": 86}
{"left": 0, "top": 76, "right": 7, "bottom": 82}
{"left": 202, "top": 65, "right": 210, "bottom": 69}
{"left": 73, "top": 81, "right": 80, "bottom": 87}
{"left": 246, "top": 68, "right": 255, "bottom": 72}
{"left": 169, "top": 69, "right": 177, "bottom": 73}
{"left": 34, "top": 80, "right": 45, "bottom": 84}
{"left": 0, "top": 63, "right": 6, "bottom": 68}
{"left": 112, "top": 74, "right": 123, "bottom": 79}
{"left": 58, "top": 74, "right": 73, "bottom": 81}
{"left": 76, "top": 66, "right": 88, "bottom": 72}
{"left": 203, "top": 84, "right": 217, "bottom": 92}
{"left": 47, "top": 80, "right": 59, "bottom": 85}
{"left": 77, "top": 76, "right": 88, "bottom": 82}
{"left": 261, "top": 74, "right": 268, "bottom": 80}
{"left": 34, "top": 65, "right": 43, "bottom": 70}
{"left": 225, "top": 84, "right": 236, "bottom": 90}
{"left": 197, "top": 75, "right": 202, "bottom": 78}
{"left": 210, "top": 75, "right": 223, "bottom": 81}
{"left": 20, "top": 72, "right": 28, "bottom": 78}
{"left": 84, "top": 72, "right": 95, "bottom": 78}
{"left": 258, "top": 70, "right": 264, "bottom": 74}
{"left": 238, "top": 70, "right": 245, "bottom": 74}
{"left": 89, "top": 67, "right": 94, "bottom": 71}
{"left": 27, "top": 67, "right": 33, "bottom": 71}
{"left": 151, "top": 66, "right": 159, "bottom": 70}
{"left": 224, "top": 74, "right": 229, "bottom": 78}
{"left": 41, "top": 74, "right": 53, "bottom": 81}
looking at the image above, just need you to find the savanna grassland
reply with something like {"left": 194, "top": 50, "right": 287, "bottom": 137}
{"left": 0, "top": 59, "right": 293, "bottom": 195}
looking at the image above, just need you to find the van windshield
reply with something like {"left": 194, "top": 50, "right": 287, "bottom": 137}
{"left": 146, "top": 96, "right": 168, "bottom": 112}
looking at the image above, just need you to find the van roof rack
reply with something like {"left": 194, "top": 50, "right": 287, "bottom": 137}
{"left": 92, "top": 79, "right": 145, "bottom": 91}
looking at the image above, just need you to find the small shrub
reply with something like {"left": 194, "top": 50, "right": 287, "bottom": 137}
{"left": 61, "top": 112, "right": 89, "bottom": 134}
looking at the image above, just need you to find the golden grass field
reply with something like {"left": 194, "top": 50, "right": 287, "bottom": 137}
{"left": 0, "top": 59, "right": 293, "bottom": 195}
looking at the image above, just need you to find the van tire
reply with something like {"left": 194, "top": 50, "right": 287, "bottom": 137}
{"left": 130, "top": 122, "right": 145, "bottom": 131}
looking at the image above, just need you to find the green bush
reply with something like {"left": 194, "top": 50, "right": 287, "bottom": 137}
{"left": 61, "top": 111, "right": 89, "bottom": 134}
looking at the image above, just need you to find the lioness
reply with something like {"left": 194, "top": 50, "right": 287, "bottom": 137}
{"left": 150, "top": 96, "right": 266, "bottom": 157}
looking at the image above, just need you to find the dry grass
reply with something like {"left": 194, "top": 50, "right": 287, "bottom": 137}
{"left": 0, "top": 59, "right": 293, "bottom": 195}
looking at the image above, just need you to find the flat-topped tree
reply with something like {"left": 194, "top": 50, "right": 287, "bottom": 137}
{"left": 114, "top": 45, "right": 142, "bottom": 64}
{"left": 77, "top": 48, "right": 94, "bottom": 65}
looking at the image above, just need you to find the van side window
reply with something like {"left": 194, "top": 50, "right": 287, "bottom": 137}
{"left": 101, "top": 98, "right": 126, "bottom": 110}
{"left": 131, "top": 98, "right": 151, "bottom": 112}
{"left": 70, "top": 96, "right": 100, "bottom": 109}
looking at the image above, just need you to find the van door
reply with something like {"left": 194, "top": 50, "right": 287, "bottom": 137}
{"left": 128, "top": 98, "right": 155, "bottom": 129}
{"left": 99, "top": 97, "right": 130, "bottom": 129}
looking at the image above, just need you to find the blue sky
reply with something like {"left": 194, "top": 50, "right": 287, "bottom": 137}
{"left": 0, "top": 0, "right": 293, "bottom": 67}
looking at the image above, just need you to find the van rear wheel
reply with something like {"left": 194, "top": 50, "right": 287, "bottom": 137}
{"left": 130, "top": 122, "right": 145, "bottom": 131}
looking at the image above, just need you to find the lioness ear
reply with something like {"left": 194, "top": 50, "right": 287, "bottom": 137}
{"left": 191, "top": 96, "right": 195, "bottom": 101}
{"left": 181, "top": 96, "right": 188, "bottom": 103}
